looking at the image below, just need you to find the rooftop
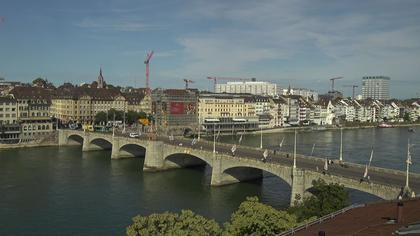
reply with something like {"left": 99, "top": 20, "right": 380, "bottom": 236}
{"left": 294, "top": 198, "right": 420, "bottom": 236}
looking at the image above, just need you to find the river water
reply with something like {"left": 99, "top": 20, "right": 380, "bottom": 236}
{"left": 0, "top": 127, "right": 419, "bottom": 235}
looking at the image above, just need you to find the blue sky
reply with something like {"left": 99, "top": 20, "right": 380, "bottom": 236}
{"left": 1, "top": 0, "right": 420, "bottom": 98}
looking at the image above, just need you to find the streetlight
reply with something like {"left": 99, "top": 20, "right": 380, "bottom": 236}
{"left": 213, "top": 122, "right": 216, "bottom": 153}
{"left": 260, "top": 125, "right": 263, "bottom": 149}
{"left": 339, "top": 127, "right": 343, "bottom": 162}
{"left": 293, "top": 129, "right": 297, "bottom": 169}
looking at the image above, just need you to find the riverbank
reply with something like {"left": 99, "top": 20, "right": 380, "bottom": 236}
{"left": 0, "top": 132, "right": 58, "bottom": 150}
{"left": 249, "top": 122, "right": 420, "bottom": 134}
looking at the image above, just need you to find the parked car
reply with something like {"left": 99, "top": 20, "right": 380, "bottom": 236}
{"left": 129, "top": 132, "right": 139, "bottom": 138}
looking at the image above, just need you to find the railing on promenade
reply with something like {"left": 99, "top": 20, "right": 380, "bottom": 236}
{"left": 277, "top": 203, "right": 364, "bottom": 236}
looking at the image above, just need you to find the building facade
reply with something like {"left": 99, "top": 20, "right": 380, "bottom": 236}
{"left": 152, "top": 89, "right": 198, "bottom": 136}
{"left": 215, "top": 81, "right": 278, "bottom": 96}
{"left": 198, "top": 93, "right": 259, "bottom": 132}
{"left": 362, "top": 76, "right": 390, "bottom": 100}
{"left": 9, "top": 87, "right": 54, "bottom": 141}
{"left": 51, "top": 87, "right": 127, "bottom": 124}
{"left": 0, "top": 97, "right": 20, "bottom": 143}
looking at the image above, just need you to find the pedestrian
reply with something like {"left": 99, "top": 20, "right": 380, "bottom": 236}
{"left": 316, "top": 166, "right": 319, "bottom": 172}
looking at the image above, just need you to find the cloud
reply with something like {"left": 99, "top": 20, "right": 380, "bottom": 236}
{"left": 76, "top": 17, "right": 159, "bottom": 32}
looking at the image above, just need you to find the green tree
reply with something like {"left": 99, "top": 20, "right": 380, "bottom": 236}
{"left": 126, "top": 210, "right": 222, "bottom": 236}
{"left": 95, "top": 111, "right": 107, "bottom": 124}
{"left": 126, "top": 111, "right": 140, "bottom": 124}
{"left": 223, "top": 197, "right": 297, "bottom": 236}
{"left": 404, "top": 112, "right": 410, "bottom": 122}
{"left": 288, "top": 179, "right": 350, "bottom": 221}
{"left": 107, "top": 109, "right": 123, "bottom": 121}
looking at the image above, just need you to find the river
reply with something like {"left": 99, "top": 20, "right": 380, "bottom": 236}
{"left": 0, "top": 127, "right": 418, "bottom": 235}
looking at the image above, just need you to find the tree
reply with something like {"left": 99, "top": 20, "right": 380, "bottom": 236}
{"left": 288, "top": 179, "right": 350, "bottom": 221}
{"left": 404, "top": 112, "right": 411, "bottom": 122}
{"left": 126, "top": 210, "right": 222, "bottom": 236}
{"left": 127, "top": 111, "right": 140, "bottom": 124}
{"left": 107, "top": 109, "right": 123, "bottom": 121}
{"left": 223, "top": 197, "right": 297, "bottom": 236}
{"left": 32, "top": 77, "right": 47, "bottom": 87}
{"left": 95, "top": 111, "right": 107, "bottom": 124}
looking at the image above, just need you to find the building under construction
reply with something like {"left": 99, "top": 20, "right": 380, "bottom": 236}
{"left": 152, "top": 88, "right": 198, "bottom": 136}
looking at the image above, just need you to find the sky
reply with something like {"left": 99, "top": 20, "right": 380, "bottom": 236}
{"left": 1, "top": 0, "right": 420, "bottom": 98}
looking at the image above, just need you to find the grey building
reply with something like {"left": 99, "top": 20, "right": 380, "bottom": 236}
{"left": 152, "top": 89, "right": 198, "bottom": 136}
{"left": 362, "top": 76, "right": 390, "bottom": 100}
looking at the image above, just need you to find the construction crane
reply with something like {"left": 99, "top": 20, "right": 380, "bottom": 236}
{"left": 183, "top": 79, "right": 194, "bottom": 89}
{"left": 330, "top": 77, "right": 343, "bottom": 92}
{"left": 343, "top": 85, "right": 359, "bottom": 99}
{"left": 206, "top": 77, "right": 253, "bottom": 92}
{"left": 144, "top": 50, "right": 154, "bottom": 93}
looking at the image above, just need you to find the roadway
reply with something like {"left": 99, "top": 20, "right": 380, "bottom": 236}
{"left": 75, "top": 129, "right": 420, "bottom": 194}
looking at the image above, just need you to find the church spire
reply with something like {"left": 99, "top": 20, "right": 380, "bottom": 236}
{"left": 97, "top": 67, "right": 105, "bottom": 88}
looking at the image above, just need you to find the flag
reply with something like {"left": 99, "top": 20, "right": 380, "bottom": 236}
{"left": 279, "top": 137, "right": 284, "bottom": 148}
{"left": 324, "top": 158, "right": 328, "bottom": 171}
{"left": 368, "top": 148, "right": 374, "bottom": 167}
{"left": 231, "top": 144, "right": 237, "bottom": 153}
{"left": 263, "top": 149, "right": 268, "bottom": 159}
{"left": 407, "top": 151, "right": 412, "bottom": 165}
{"left": 363, "top": 164, "right": 368, "bottom": 178}
{"left": 238, "top": 134, "right": 243, "bottom": 144}
{"left": 216, "top": 127, "right": 221, "bottom": 140}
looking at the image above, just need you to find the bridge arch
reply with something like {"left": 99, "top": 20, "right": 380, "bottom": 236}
{"left": 89, "top": 137, "right": 113, "bottom": 150}
{"left": 302, "top": 172, "right": 401, "bottom": 201}
{"left": 67, "top": 134, "right": 84, "bottom": 145}
{"left": 221, "top": 164, "right": 293, "bottom": 187}
{"left": 118, "top": 143, "right": 146, "bottom": 158}
{"left": 163, "top": 151, "right": 211, "bottom": 169}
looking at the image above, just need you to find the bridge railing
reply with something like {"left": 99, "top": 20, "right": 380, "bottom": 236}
{"left": 185, "top": 137, "right": 420, "bottom": 179}
{"left": 277, "top": 203, "right": 364, "bottom": 236}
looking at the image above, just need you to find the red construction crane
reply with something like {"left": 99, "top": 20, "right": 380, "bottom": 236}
{"left": 206, "top": 76, "right": 253, "bottom": 92}
{"left": 183, "top": 79, "right": 194, "bottom": 89}
{"left": 330, "top": 77, "right": 343, "bottom": 92}
{"left": 343, "top": 85, "right": 359, "bottom": 99}
{"left": 144, "top": 50, "right": 154, "bottom": 93}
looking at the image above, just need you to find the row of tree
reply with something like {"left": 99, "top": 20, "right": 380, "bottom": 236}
{"left": 94, "top": 109, "right": 149, "bottom": 125}
{"left": 126, "top": 179, "right": 350, "bottom": 236}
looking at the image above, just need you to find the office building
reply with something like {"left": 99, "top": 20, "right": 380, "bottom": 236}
{"left": 362, "top": 76, "right": 390, "bottom": 100}
{"left": 215, "top": 81, "right": 279, "bottom": 96}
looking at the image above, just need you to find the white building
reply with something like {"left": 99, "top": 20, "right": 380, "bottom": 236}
{"left": 216, "top": 81, "right": 278, "bottom": 96}
{"left": 362, "top": 76, "right": 390, "bottom": 100}
{"left": 282, "top": 88, "right": 319, "bottom": 101}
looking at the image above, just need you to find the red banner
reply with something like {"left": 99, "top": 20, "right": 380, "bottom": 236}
{"left": 170, "top": 102, "right": 185, "bottom": 114}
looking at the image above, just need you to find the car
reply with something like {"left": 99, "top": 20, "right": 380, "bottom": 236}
{"left": 129, "top": 132, "right": 139, "bottom": 138}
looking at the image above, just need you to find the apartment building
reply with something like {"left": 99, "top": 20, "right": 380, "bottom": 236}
{"left": 0, "top": 97, "right": 20, "bottom": 143}
{"left": 51, "top": 87, "right": 127, "bottom": 124}
{"left": 216, "top": 81, "right": 278, "bottom": 96}
{"left": 152, "top": 89, "right": 198, "bottom": 136}
{"left": 198, "top": 93, "right": 258, "bottom": 132}
{"left": 124, "top": 93, "right": 152, "bottom": 114}
{"left": 9, "top": 87, "right": 54, "bottom": 140}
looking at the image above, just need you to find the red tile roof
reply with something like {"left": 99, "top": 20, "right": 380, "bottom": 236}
{"left": 294, "top": 198, "right": 420, "bottom": 236}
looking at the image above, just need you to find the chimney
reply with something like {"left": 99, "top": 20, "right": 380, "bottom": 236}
{"left": 397, "top": 202, "right": 404, "bottom": 223}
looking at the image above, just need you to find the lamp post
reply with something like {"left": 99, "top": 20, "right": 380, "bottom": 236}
{"left": 213, "top": 122, "right": 216, "bottom": 153}
{"left": 112, "top": 112, "right": 115, "bottom": 137}
{"left": 293, "top": 129, "right": 297, "bottom": 169}
{"left": 339, "top": 127, "right": 343, "bottom": 162}
{"left": 405, "top": 139, "right": 412, "bottom": 189}
{"left": 260, "top": 125, "right": 263, "bottom": 149}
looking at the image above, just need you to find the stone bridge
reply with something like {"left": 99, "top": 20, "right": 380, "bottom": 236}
{"left": 58, "top": 130, "right": 420, "bottom": 206}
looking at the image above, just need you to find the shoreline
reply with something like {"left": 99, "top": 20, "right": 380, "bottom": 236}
{"left": 251, "top": 122, "right": 420, "bottom": 134}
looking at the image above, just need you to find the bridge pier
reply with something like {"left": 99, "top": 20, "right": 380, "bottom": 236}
{"left": 143, "top": 141, "right": 165, "bottom": 172}
{"left": 290, "top": 169, "right": 306, "bottom": 206}
{"left": 111, "top": 137, "right": 120, "bottom": 159}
